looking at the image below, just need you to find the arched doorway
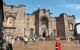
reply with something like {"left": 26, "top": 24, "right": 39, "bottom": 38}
{"left": 74, "top": 23, "right": 80, "bottom": 37}
{"left": 43, "top": 31, "right": 46, "bottom": 38}
{"left": 30, "top": 28, "right": 34, "bottom": 37}
{"left": 76, "top": 24, "right": 80, "bottom": 33}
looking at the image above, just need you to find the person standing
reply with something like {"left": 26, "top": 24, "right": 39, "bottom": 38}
{"left": 55, "top": 38, "right": 61, "bottom": 50}
{"left": 7, "top": 36, "right": 13, "bottom": 50}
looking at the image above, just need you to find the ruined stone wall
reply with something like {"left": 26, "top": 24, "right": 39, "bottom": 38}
{"left": 3, "top": 5, "right": 17, "bottom": 36}
{"left": 3, "top": 5, "right": 26, "bottom": 37}
{"left": 63, "top": 14, "right": 76, "bottom": 39}
{"left": 51, "top": 17, "right": 57, "bottom": 37}
{"left": 56, "top": 15, "right": 65, "bottom": 37}
{"left": 3, "top": 4, "right": 76, "bottom": 38}
{"left": 15, "top": 6, "right": 25, "bottom": 36}
{"left": 24, "top": 14, "right": 35, "bottom": 37}
{"left": 34, "top": 9, "right": 57, "bottom": 37}
{"left": 67, "top": 16, "right": 76, "bottom": 37}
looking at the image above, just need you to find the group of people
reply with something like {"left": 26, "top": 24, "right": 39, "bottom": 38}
{"left": 0, "top": 34, "right": 14, "bottom": 50}
{"left": 15, "top": 35, "right": 37, "bottom": 45}
{"left": 1, "top": 34, "right": 62, "bottom": 50}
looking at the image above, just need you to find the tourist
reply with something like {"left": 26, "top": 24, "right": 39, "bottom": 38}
{"left": 67, "top": 38, "right": 70, "bottom": 42}
{"left": 55, "top": 38, "right": 61, "bottom": 50}
{"left": 23, "top": 36, "right": 28, "bottom": 45}
{"left": 8, "top": 36, "right": 13, "bottom": 50}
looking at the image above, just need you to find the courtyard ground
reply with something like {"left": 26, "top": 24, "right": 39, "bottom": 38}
{"left": 13, "top": 40, "right": 80, "bottom": 50}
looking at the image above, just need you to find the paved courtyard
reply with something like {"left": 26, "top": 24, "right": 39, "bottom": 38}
{"left": 13, "top": 40, "right": 80, "bottom": 50}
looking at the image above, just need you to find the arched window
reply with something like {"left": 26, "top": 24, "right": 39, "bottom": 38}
{"left": 69, "top": 23, "right": 73, "bottom": 30}
{"left": 30, "top": 28, "right": 34, "bottom": 36}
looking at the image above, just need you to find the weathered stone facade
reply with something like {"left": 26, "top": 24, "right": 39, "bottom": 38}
{"left": 2, "top": 4, "right": 76, "bottom": 39}
{"left": 56, "top": 13, "right": 76, "bottom": 39}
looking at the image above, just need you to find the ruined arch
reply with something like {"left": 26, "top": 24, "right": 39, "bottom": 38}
{"left": 41, "top": 17, "right": 49, "bottom": 29}
{"left": 74, "top": 23, "right": 80, "bottom": 37}
{"left": 40, "top": 16, "right": 49, "bottom": 37}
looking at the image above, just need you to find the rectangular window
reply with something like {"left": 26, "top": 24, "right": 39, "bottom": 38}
{"left": 69, "top": 23, "right": 73, "bottom": 30}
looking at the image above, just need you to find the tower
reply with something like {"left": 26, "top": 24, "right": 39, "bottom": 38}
{"left": 34, "top": 8, "right": 51, "bottom": 37}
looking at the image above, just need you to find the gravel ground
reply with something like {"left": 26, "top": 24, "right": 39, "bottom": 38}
{"left": 12, "top": 40, "right": 80, "bottom": 50}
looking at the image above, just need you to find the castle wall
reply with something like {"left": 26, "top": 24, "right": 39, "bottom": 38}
{"left": 63, "top": 14, "right": 76, "bottom": 39}
{"left": 56, "top": 16, "right": 65, "bottom": 37}
{"left": 24, "top": 14, "right": 35, "bottom": 37}
{"left": 3, "top": 4, "right": 76, "bottom": 39}
{"left": 3, "top": 5, "right": 26, "bottom": 37}
{"left": 15, "top": 6, "right": 25, "bottom": 37}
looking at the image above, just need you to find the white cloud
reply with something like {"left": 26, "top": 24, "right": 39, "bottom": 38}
{"left": 64, "top": 4, "right": 80, "bottom": 10}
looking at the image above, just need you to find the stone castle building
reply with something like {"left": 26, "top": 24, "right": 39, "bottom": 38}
{"left": 2, "top": 4, "right": 76, "bottom": 39}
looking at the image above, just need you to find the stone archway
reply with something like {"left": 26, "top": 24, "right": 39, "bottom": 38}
{"left": 43, "top": 31, "right": 46, "bottom": 38}
{"left": 41, "top": 17, "right": 48, "bottom": 28}
{"left": 41, "top": 17, "right": 49, "bottom": 37}
{"left": 74, "top": 23, "right": 80, "bottom": 37}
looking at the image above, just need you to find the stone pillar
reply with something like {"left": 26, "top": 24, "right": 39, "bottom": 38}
{"left": 48, "top": 21, "right": 51, "bottom": 36}
{"left": 39, "top": 19, "right": 42, "bottom": 36}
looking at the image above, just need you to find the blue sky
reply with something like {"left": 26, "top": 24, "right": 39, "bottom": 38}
{"left": 3, "top": 0, "right": 80, "bottom": 33}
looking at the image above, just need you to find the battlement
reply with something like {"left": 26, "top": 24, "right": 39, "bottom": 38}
{"left": 59, "top": 13, "right": 75, "bottom": 19}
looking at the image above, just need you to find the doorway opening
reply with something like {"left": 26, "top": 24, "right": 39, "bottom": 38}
{"left": 43, "top": 31, "right": 46, "bottom": 38}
